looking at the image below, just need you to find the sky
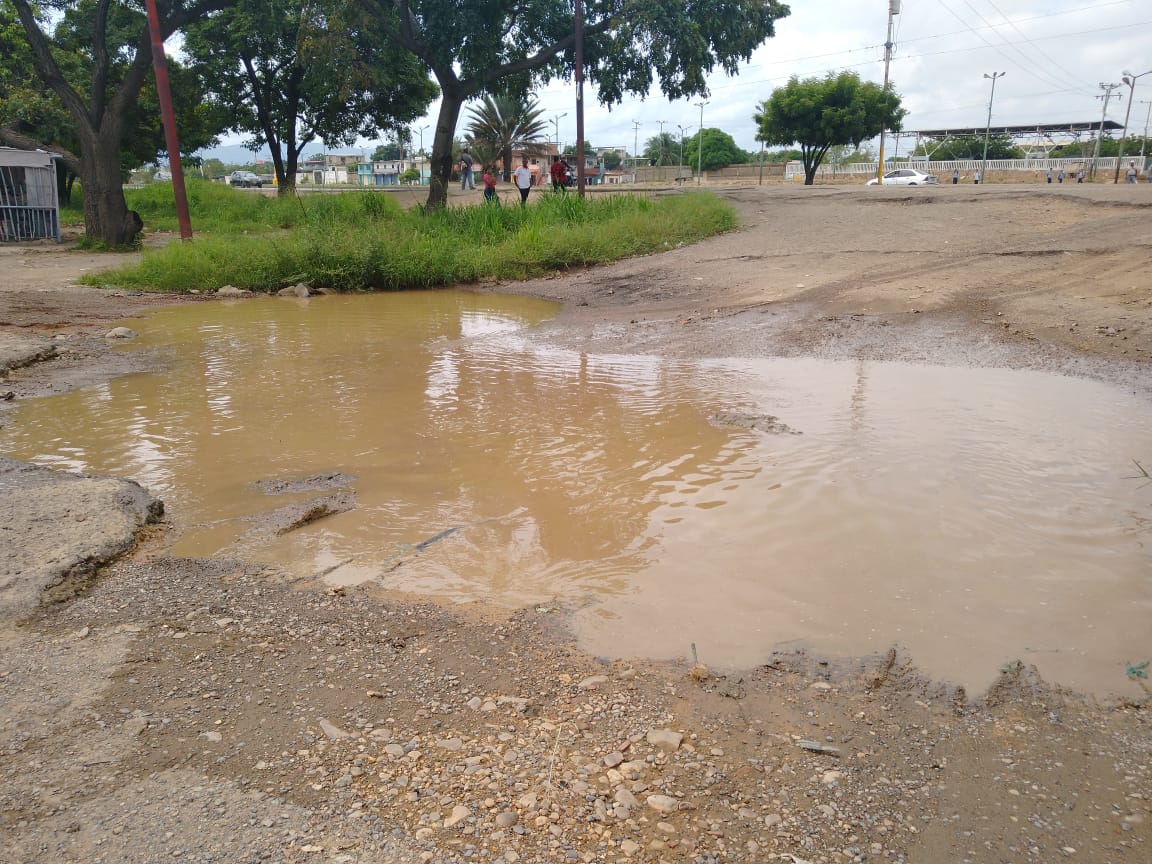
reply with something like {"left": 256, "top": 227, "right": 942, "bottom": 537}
{"left": 204, "top": 0, "right": 1152, "bottom": 161}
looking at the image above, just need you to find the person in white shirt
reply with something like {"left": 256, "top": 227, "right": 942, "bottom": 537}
{"left": 513, "top": 157, "right": 533, "bottom": 205}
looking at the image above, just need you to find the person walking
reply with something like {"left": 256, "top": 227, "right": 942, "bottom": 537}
{"left": 952, "top": 168, "right": 959, "bottom": 185}
{"left": 513, "top": 156, "right": 533, "bottom": 205}
{"left": 482, "top": 166, "right": 499, "bottom": 203}
{"left": 1046, "top": 168, "right": 1053, "bottom": 183}
{"left": 973, "top": 169, "right": 981, "bottom": 185}
{"left": 550, "top": 157, "right": 568, "bottom": 192}
{"left": 1057, "top": 168, "right": 1065, "bottom": 183}
{"left": 459, "top": 149, "right": 475, "bottom": 190}
{"left": 1125, "top": 161, "right": 1138, "bottom": 183}
{"left": 1077, "top": 168, "right": 1084, "bottom": 183}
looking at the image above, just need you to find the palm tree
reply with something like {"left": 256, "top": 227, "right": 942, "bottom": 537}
{"left": 465, "top": 93, "right": 549, "bottom": 181}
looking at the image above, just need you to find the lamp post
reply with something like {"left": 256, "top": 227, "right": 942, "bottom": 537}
{"left": 980, "top": 72, "right": 1005, "bottom": 185}
{"left": 1114, "top": 70, "right": 1151, "bottom": 182}
{"left": 695, "top": 101, "right": 708, "bottom": 185}
{"left": 677, "top": 124, "right": 692, "bottom": 176}
{"left": 553, "top": 113, "right": 568, "bottom": 155}
{"left": 1139, "top": 99, "right": 1152, "bottom": 167}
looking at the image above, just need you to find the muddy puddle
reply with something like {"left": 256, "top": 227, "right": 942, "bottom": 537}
{"left": 2, "top": 292, "right": 1149, "bottom": 695}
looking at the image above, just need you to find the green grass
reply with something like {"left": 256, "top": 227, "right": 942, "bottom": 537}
{"left": 85, "top": 186, "right": 737, "bottom": 293}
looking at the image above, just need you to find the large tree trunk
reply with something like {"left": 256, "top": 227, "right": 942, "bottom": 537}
{"left": 426, "top": 91, "right": 465, "bottom": 209}
{"left": 79, "top": 126, "right": 142, "bottom": 246}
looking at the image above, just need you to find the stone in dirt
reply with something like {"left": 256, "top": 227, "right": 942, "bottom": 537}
{"left": 646, "top": 728, "right": 683, "bottom": 752}
{"left": 0, "top": 457, "right": 163, "bottom": 620}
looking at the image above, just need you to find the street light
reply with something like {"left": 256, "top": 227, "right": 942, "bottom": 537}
{"left": 695, "top": 101, "right": 708, "bottom": 185}
{"left": 980, "top": 72, "right": 1005, "bottom": 185}
{"left": 677, "top": 124, "right": 693, "bottom": 175}
{"left": 552, "top": 113, "right": 568, "bottom": 154}
{"left": 1114, "top": 70, "right": 1152, "bottom": 183}
{"left": 1139, "top": 99, "right": 1152, "bottom": 167}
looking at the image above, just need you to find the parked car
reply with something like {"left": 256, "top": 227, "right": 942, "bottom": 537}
{"left": 229, "top": 170, "right": 263, "bottom": 188}
{"left": 866, "top": 169, "right": 939, "bottom": 186}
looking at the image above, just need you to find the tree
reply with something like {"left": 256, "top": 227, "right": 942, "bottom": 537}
{"left": 7, "top": 0, "right": 227, "bottom": 244}
{"left": 372, "top": 142, "right": 402, "bottom": 161}
{"left": 914, "top": 134, "right": 1022, "bottom": 161}
{"left": 643, "top": 132, "right": 676, "bottom": 166}
{"left": 361, "top": 0, "right": 789, "bottom": 207}
{"left": 464, "top": 92, "right": 548, "bottom": 180}
{"left": 563, "top": 140, "right": 593, "bottom": 157}
{"left": 602, "top": 149, "right": 623, "bottom": 170}
{"left": 683, "top": 127, "right": 746, "bottom": 171}
{"left": 755, "top": 71, "right": 906, "bottom": 185}
{"left": 183, "top": 0, "right": 436, "bottom": 195}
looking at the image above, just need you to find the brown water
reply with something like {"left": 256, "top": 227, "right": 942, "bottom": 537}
{"left": 3, "top": 293, "right": 1150, "bottom": 695}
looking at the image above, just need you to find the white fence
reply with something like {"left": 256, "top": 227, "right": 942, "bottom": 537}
{"left": 789, "top": 157, "right": 1122, "bottom": 180}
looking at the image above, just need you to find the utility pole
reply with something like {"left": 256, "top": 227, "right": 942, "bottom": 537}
{"left": 574, "top": 0, "right": 586, "bottom": 196}
{"left": 1114, "top": 70, "right": 1151, "bottom": 183}
{"left": 696, "top": 101, "right": 707, "bottom": 184}
{"left": 144, "top": 0, "right": 192, "bottom": 239}
{"left": 980, "top": 72, "right": 1005, "bottom": 184}
{"left": 1091, "top": 82, "right": 1120, "bottom": 179}
{"left": 657, "top": 120, "right": 667, "bottom": 166}
{"left": 632, "top": 120, "right": 641, "bottom": 176}
{"left": 1139, "top": 100, "right": 1152, "bottom": 166}
{"left": 875, "top": 0, "right": 900, "bottom": 184}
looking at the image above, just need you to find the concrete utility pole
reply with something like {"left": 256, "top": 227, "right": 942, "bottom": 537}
{"left": 695, "top": 101, "right": 707, "bottom": 184}
{"left": 656, "top": 120, "right": 667, "bottom": 166}
{"left": 632, "top": 120, "right": 641, "bottom": 175}
{"left": 677, "top": 125, "right": 692, "bottom": 174}
{"left": 1139, "top": 100, "right": 1152, "bottom": 166}
{"left": 980, "top": 72, "right": 1005, "bottom": 184}
{"left": 875, "top": 0, "right": 900, "bottom": 184}
{"left": 1114, "top": 70, "right": 1151, "bottom": 183}
{"left": 552, "top": 113, "right": 568, "bottom": 154}
{"left": 1092, "top": 82, "right": 1120, "bottom": 179}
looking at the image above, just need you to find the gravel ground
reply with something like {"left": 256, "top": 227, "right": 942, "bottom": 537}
{"left": 1, "top": 184, "right": 1150, "bottom": 863}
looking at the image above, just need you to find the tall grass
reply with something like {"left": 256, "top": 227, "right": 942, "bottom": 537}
{"left": 86, "top": 189, "right": 736, "bottom": 293}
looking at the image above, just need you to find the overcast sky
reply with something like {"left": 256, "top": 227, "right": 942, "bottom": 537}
{"left": 209, "top": 0, "right": 1152, "bottom": 159}
{"left": 529, "top": 0, "right": 1152, "bottom": 155}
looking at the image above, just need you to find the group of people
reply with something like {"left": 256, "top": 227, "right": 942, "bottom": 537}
{"left": 458, "top": 149, "right": 574, "bottom": 205}
{"left": 952, "top": 166, "right": 1090, "bottom": 184}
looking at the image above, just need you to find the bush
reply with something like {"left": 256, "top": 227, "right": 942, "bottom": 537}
{"left": 87, "top": 190, "right": 736, "bottom": 293}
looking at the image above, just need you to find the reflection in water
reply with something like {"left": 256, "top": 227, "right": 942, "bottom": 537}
{"left": 1, "top": 292, "right": 1150, "bottom": 695}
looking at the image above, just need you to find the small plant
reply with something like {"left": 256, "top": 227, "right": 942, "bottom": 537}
{"left": 1127, "top": 660, "right": 1151, "bottom": 696}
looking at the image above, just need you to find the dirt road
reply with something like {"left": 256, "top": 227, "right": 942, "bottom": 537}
{"left": 1, "top": 184, "right": 1150, "bottom": 864}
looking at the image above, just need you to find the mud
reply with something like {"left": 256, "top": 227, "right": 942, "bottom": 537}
{"left": 0, "top": 184, "right": 1150, "bottom": 864}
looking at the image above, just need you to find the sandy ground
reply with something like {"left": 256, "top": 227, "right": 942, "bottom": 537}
{"left": 0, "top": 183, "right": 1150, "bottom": 864}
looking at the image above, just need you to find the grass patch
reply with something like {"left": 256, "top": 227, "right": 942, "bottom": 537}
{"left": 86, "top": 189, "right": 737, "bottom": 293}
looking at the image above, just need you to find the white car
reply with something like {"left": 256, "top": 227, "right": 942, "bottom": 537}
{"left": 866, "top": 169, "right": 939, "bottom": 186}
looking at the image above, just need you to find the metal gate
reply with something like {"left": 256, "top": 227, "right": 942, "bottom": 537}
{"left": 0, "top": 148, "right": 62, "bottom": 242}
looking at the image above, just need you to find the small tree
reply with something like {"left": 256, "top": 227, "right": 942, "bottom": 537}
{"left": 465, "top": 92, "right": 548, "bottom": 180}
{"left": 755, "top": 71, "right": 906, "bottom": 186}
{"left": 399, "top": 166, "right": 420, "bottom": 184}
{"left": 643, "top": 132, "right": 677, "bottom": 166}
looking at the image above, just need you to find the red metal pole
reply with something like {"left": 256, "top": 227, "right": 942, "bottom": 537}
{"left": 143, "top": 0, "right": 193, "bottom": 240}
{"left": 574, "top": 0, "right": 586, "bottom": 197}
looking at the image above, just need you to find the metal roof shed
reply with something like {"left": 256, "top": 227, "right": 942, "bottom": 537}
{"left": 0, "top": 147, "right": 62, "bottom": 242}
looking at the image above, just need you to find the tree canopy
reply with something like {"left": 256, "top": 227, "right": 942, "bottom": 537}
{"left": 183, "top": 0, "right": 436, "bottom": 195}
{"left": 755, "top": 70, "right": 905, "bottom": 185}
{"left": 361, "top": 0, "right": 790, "bottom": 206}
{"left": 684, "top": 127, "right": 749, "bottom": 171}
{"left": 465, "top": 92, "right": 548, "bottom": 180}
{"left": 914, "top": 134, "right": 1023, "bottom": 161}
{"left": 643, "top": 132, "right": 677, "bottom": 166}
{"left": 5, "top": 0, "right": 227, "bottom": 242}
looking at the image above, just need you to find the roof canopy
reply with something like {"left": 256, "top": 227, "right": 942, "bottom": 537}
{"left": 903, "top": 121, "right": 1123, "bottom": 139}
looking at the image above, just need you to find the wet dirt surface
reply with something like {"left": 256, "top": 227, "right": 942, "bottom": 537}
{"left": 2, "top": 299, "right": 1150, "bottom": 696}
{"left": 1, "top": 184, "right": 1151, "bottom": 864}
